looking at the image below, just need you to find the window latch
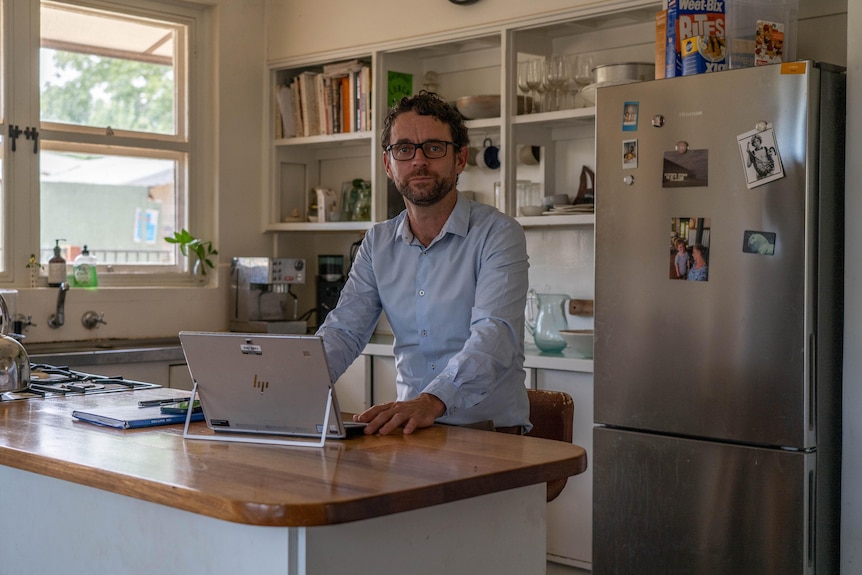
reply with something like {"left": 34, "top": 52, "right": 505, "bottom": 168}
{"left": 24, "top": 127, "right": 39, "bottom": 154}
{"left": 8, "top": 125, "right": 21, "bottom": 152}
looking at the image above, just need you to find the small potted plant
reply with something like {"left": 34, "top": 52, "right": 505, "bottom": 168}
{"left": 165, "top": 229, "right": 218, "bottom": 277}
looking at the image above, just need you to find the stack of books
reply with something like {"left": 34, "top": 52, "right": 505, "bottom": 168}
{"left": 276, "top": 60, "right": 372, "bottom": 138}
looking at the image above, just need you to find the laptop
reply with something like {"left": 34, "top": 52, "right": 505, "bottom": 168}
{"left": 178, "top": 331, "right": 366, "bottom": 446}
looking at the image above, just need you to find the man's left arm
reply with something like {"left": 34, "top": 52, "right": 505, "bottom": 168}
{"left": 422, "top": 219, "right": 529, "bottom": 415}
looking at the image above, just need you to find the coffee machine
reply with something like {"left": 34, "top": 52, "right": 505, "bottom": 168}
{"left": 230, "top": 257, "right": 308, "bottom": 333}
{"left": 316, "top": 254, "right": 345, "bottom": 326}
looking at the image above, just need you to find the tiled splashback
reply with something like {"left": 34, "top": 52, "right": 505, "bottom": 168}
{"left": 525, "top": 226, "right": 595, "bottom": 331}
{"left": 525, "top": 227, "right": 594, "bottom": 298}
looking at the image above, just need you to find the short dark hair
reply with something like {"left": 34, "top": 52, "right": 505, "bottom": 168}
{"left": 381, "top": 91, "right": 469, "bottom": 150}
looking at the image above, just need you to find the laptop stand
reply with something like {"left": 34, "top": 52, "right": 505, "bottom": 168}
{"left": 182, "top": 380, "right": 331, "bottom": 448}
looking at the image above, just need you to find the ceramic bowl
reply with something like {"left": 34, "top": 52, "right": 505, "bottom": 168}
{"left": 520, "top": 205, "right": 544, "bottom": 217}
{"left": 559, "top": 329, "right": 594, "bottom": 358}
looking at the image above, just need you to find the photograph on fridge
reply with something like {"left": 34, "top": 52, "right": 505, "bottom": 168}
{"left": 742, "top": 230, "right": 776, "bottom": 256}
{"left": 662, "top": 148, "right": 708, "bottom": 187}
{"left": 737, "top": 125, "right": 784, "bottom": 188}
{"left": 669, "top": 216, "right": 711, "bottom": 281}
{"left": 622, "top": 139, "right": 638, "bottom": 169}
{"left": 622, "top": 101, "right": 639, "bottom": 131}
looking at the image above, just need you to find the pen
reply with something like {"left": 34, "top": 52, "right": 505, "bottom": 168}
{"left": 138, "top": 397, "right": 192, "bottom": 407}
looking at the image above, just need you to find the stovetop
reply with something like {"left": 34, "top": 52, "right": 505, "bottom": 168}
{"left": 0, "top": 364, "right": 161, "bottom": 401}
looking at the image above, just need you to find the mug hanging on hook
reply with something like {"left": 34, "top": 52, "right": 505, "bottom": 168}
{"left": 482, "top": 137, "right": 500, "bottom": 170}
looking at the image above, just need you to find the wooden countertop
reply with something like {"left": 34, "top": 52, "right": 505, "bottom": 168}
{"left": 0, "top": 389, "right": 586, "bottom": 527}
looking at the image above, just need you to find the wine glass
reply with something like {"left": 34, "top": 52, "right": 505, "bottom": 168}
{"left": 573, "top": 54, "right": 594, "bottom": 88}
{"left": 517, "top": 60, "right": 533, "bottom": 114}
{"left": 526, "top": 58, "right": 547, "bottom": 113}
{"left": 563, "top": 54, "right": 578, "bottom": 109}
{"left": 545, "top": 55, "right": 570, "bottom": 112}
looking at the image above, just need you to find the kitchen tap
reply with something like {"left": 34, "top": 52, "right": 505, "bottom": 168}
{"left": 47, "top": 282, "right": 70, "bottom": 329}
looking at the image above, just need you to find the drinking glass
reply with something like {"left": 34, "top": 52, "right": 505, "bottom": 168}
{"left": 574, "top": 54, "right": 594, "bottom": 88}
{"left": 526, "top": 58, "right": 547, "bottom": 113}
{"left": 545, "top": 55, "right": 570, "bottom": 112}
{"left": 517, "top": 60, "right": 533, "bottom": 114}
{"left": 562, "top": 54, "right": 580, "bottom": 109}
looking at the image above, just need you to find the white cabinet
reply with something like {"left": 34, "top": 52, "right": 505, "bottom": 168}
{"left": 537, "top": 369, "right": 594, "bottom": 570}
{"left": 334, "top": 354, "right": 372, "bottom": 414}
{"left": 371, "top": 355, "right": 397, "bottom": 404}
{"left": 168, "top": 363, "right": 194, "bottom": 391}
{"left": 264, "top": 4, "right": 660, "bottom": 234}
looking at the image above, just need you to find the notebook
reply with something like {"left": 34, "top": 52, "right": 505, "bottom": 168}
{"left": 178, "top": 331, "right": 365, "bottom": 447}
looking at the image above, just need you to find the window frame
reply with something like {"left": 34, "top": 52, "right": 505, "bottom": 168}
{"left": 1, "top": 0, "right": 214, "bottom": 286}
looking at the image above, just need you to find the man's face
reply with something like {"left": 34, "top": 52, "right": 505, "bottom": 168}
{"left": 383, "top": 111, "right": 467, "bottom": 207}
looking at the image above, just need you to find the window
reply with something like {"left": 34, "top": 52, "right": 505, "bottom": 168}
{"left": 1, "top": 0, "right": 210, "bottom": 284}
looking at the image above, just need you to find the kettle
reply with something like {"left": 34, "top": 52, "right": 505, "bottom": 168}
{"left": 525, "top": 289, "right": 569, "bottom": 353}
{"left": 0, "top": 294, "right": 30, "bottom": 393}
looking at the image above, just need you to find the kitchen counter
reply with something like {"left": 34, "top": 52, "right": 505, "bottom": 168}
{"left": 364, "top": 332, "right": 594, "bottom": 372}
{"left": 0, "top": 388, "right": 586, "bottom": 574}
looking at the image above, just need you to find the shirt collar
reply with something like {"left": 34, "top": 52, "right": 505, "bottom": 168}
{"left": 396, "top": 191, "right": 471, "bottom": 247}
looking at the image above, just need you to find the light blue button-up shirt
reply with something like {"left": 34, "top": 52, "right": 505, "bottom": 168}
{"left": 317, "top": 193, "right": 530, "bottom": 429}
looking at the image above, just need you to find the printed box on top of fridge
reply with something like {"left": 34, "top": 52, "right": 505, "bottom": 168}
{"left": 666, "top": 0, "right": 727, "bottom": 77}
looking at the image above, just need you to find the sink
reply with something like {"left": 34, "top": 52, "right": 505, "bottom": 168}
{"left": 24, "top": 337, "right": 181, "bottom": 354}
{"left": 24, "top": 337, "right": 184, "bottom": 367}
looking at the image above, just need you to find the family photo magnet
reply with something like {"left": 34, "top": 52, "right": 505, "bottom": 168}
{"left": 737, "top": 124, "right": 784, "bottom": 188}
{"left": 623, "top": 139, "right": 638, "bottom": 169}
{"left": 622, "top": 102, "right": 639, "bottom": 131}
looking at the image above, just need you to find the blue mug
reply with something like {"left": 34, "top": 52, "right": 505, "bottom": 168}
{"left": 482, "top": 137, "right": 500, "bottom": 170}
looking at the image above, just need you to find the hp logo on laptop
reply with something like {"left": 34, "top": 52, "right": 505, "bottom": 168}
{"left": 252, "top": 374, "right": 270, "bottom": 393}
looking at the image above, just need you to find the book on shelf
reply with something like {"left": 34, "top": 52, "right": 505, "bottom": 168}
{"left": 276, "top": 83, "right": 296, "bottom": 138}
{"left": 283, "top": 60, "right": 371, "bottom": 138}
{"left": 72, "top": 403, "right": 205, "bottom": 429}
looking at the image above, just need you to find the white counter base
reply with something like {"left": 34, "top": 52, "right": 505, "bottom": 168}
{"left": 1, "top": 465, "right": 546, "bottom": 575}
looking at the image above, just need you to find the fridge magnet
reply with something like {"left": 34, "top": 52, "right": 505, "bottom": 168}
{"left": 622, "top": 102, "right": 639, "bottom": 131}
{"left": 662, "top": 149, "right": 708, "bottom": 188}
{"left": 737, "top": 125, "right": 784, "bottom": 188}
{"left": 622, "top": 139, "right": 638, "bottom": 169}
{"left": 742, "top": 230, "right": 776, "bottom": 256}
{"left": 669, "top": 217, "right": 711, "bottom": 281}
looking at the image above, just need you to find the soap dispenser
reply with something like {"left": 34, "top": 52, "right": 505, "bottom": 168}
{"left": 72, "top": 245, "right": 98, "bottom": 288}
{"left": 48, "top": 239, "right": 67, "bottom": 287}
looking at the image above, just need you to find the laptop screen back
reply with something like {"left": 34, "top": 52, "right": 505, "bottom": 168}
{"left": 179, "top": 331, "right": 350, "bottom": 438}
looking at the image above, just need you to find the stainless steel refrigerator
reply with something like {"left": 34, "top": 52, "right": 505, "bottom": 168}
{"left": 593, "top": 62, "right": 845, "bottom": 574}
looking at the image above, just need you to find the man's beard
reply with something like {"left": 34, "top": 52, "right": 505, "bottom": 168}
{"left": 395, "top": 170, "right": 457, "bottom": 207}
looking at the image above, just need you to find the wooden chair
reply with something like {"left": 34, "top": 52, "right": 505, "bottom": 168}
{"left": 526, "top": 389, "right": 575, "bottom": 502}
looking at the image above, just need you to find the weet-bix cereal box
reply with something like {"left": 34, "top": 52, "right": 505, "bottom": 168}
{"left": 666, "top": 0, "right": 727, "bottom": 77}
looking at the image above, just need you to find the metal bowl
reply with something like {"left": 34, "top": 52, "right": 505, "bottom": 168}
{"left": 593, "top": 62, "right": 655, "bottom": 86}
{"left": 455, "top": 95, "right": 532, "bottom": 119}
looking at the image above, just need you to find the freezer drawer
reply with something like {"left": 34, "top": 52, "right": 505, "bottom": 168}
{"left": 592, "top": 427, "right": 819, "bottom": 575}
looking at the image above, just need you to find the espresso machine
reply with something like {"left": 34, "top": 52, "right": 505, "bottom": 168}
{"left": 229, "top": 257, "right": 308, "bottom": 333}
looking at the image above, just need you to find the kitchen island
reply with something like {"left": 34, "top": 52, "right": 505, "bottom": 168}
{"left": 0, "top": 388, "right": 585, "bottom": 574}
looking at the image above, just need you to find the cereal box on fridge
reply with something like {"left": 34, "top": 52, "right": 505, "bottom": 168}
{"left": 666, "top": 0, "right": 727, "bottom": 77}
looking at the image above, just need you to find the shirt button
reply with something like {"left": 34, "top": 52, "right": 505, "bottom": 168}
{"left": 421, "top": 330, "right": 427, "bottom": 337}
{"left": 418, "top": 290, "right": 425, "bottom": 296}
{"left": 430, "top": 363, "right": 436, "bottom": 370}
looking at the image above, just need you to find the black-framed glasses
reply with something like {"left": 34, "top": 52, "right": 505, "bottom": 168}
{"left": 385, "top": 140, "right": 457, "bottom": 161}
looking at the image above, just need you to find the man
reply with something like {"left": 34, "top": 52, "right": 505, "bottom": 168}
{"left": 317, "top": 91, "right": 530, "bottom": 435}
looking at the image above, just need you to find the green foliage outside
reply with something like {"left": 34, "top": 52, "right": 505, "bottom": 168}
{"left": 40, "top": 50, "right": 174, "bottom": 134}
